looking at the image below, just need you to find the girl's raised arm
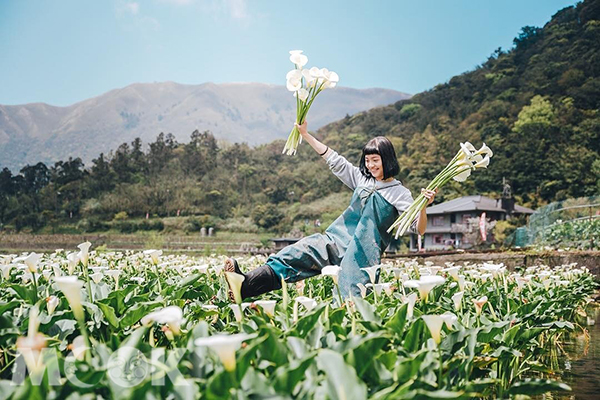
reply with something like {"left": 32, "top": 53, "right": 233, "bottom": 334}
{"left": 296, "top": 121, "right": 330, "bottom": 158}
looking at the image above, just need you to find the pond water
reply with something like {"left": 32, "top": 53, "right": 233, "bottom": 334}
{"left": 554, "top": 304, "right": 600, "bottom": 399}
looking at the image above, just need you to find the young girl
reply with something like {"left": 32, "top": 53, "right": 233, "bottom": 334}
{"left": 225, "top": 121, "right": 437, "bottom": 299}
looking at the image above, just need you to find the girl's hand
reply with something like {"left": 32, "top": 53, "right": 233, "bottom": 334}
{"left": 295, "top": 120, "right": 308, "bottom": 137}
{"left": 421, "top": 188, "right": 439, "bottom": 205}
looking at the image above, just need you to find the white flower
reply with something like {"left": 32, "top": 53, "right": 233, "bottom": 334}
{"left": 441, "top": 312, "right": 458, "bottom": 329}
{"left": 141, "top": 306, "right": 183, "bottom": 334}
{"left": 66, "top": 252, "right": 79, "bottom": 275}
{"left": 442, "top": 266, "right": 461, "bottom": 281}
{"left": 451, "top": 291, "right": 464, "bottom": 311}
{"left": 356, "top": 283, "right": 367, "bottom": 298}
{"left": 286, "top": 69, "right": 303, "bottom": 92}
{"left": 453, "top": 167, "right": 472, "bottom": 182}
{"left": 195, "top": 334, "right": 251, "bottom": 371}
{"left": 229, "top": 303, "right": 251, "bottom": 322}
{"left": 402, "top": 292, "right": 418, "bottom": 319}
{"left": 77, "top": 242, "right": 92, "bottom": 267}
{"left": 289, "top": 50, "right": 308, "bottom": 67}
{"left": 474, "top": 155, "right": 490, "bottom": 169}
{"left": 403, "top": 275, "right": 446, "bottom": 301}
{"left": 254, "top": 300, "right": 277, "bottom": 317}
{"left": 224, "top": 271, "right": 245, "bottom": 304}
{"left": 362, "top": 265, "right": 380, "bottom": 284}
{"left": 321, "top": 265, "right": 341, "bottom": 285}
{"left": 323, "top": 71, "right": 339, "bottom": 89}
{"left": 473, "top": 296, "right": 488, "bottom": 315}
{"left": 46, "top": 296, "right": 60, "bottom": 315}
{"left": 476, "top": 143, "right": 493, "bottom": 157}
{"left": 54, "top": 276, "right": 84, "bottom": 321}
{"left": 366, "top": 283, "right": 384, "bottom": 296}
{"left": 70, "top": 335, "right": 87, "bottom": 361}
{"left": 422, "top": 315, "right": 445, "bottom": 345}
{"left": 301, "top": 69, "right": 316, "bottom": 87}
{"left": 14, "top": 253, "right": 41, "bottom": 273}
{"left": 1, "top": 264, "right": 13, "bottom": 279}
{"left": 294, "top": 88, "right": 309, "bottom": 102}
{"left": 90, "top": 272, "right": 104, "bottom": 284}
{"left": 293, "top": 296, "right": 317, "bottom": 322}
{"left": 143, "top": 249, "right": 163, "bottom": 265}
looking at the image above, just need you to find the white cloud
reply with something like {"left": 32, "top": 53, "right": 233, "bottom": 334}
{"left": 223, "top": 0, "right": 247, "bottom": 19}
{"left": 125, "top": 2, "right": 140, "bottom": 15}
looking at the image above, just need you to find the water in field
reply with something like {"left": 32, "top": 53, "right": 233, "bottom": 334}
{"left": 553, "top": 305, "right": 600, "bottom": 399}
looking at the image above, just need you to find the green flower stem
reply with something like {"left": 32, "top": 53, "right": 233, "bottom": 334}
{"left": 31, "top": 272, "right": 39, "bottom": 304}
{"left": 80, "top": 262, "right": 94, "bottom": 303}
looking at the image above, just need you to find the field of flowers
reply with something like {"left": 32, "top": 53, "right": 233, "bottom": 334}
{"left": 0, "top": 242, "right": 597, "bottom": 399}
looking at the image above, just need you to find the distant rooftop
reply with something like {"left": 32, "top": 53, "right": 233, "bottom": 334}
{"left": 426, "top": 195, "right": 534, "bottom": 215}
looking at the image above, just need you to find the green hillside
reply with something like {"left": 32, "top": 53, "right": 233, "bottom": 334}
{"left": 1, "top": 0, "right": 599, "bottom": 234}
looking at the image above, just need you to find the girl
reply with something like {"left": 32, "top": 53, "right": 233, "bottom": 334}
{"left": 225, "top": 121, "right": 437, "bottom": 299}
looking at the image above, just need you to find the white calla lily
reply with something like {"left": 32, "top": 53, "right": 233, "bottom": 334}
{"left": 54, "top": 276, "right": 84, "bottom": 321}
{"left": 403, "top": 275, "right": 446, "bottom": 301}
{"left": 224, "top": 271, "right": 245, "bottom": 304}
{"left": 141, "top": 306, "right": 184, "bottom": 334}
{"left": 451, "top": 291, "right": 464, "bottom": 311}
{"left": 77, "top": 242, "right": 92, "bottom": 266}
{"left": 422, "top": 315, "right": 445, "bottom": 345}
{"left": 254, "top": 300, "right": 277, "bottom": 317}
{"left": 195, "top": 334, "right": 252, "bottom": 371}
{"left": 321, "top": 265, "right": 341, "bottom": 285}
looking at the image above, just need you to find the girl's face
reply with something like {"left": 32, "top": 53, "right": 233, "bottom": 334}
{"left": 365, "top": 154, "right": 384, "bottom": 180}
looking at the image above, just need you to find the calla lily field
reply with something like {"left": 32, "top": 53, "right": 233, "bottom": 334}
{"left": 0, "top": 243, "right": 597, "bottom": 399}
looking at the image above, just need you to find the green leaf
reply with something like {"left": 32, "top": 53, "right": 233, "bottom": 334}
{"left": 9, "top": 284, "right": 36, "bottom": 304}
{"left": 0, "top": 300, "right": 21, "bottom": 315}
{"left": 273, "top": 355, "right": 315, "bottom": 393}
{"left": 385, "top": 303, "right": 408, "bottom": 334}
{"left": 352, "top": 297, "right": 382, "bottom": 324}
{"left": 120, "top": 301, "right": 162, "bottom": 328}
{"left": 290, "top": 304, "right": 326, "bottom": 338}
{"left": 97, "top": 302, "right": 119, "bottom": 329}
{"left": 317, "top": 349, "right": 367, "bottom": 400}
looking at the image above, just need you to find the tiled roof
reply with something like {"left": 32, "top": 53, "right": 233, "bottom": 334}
{"left": 426, "top": 195, "right": 534, "bottom": 215}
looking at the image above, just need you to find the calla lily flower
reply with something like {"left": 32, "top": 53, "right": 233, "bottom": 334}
{"left": 422, "top": 315, "right": 445, "bottom": 345}
{"left": 289, "top": 50, "right": 308, "bottom": 67}
{"left": 293, "top": 296, "right": 317, "bottom": 322}
{"left": 70, "top": 335, "right": 87, "bottom": 361}
{"left": 66, "top": 252, "right": 79, "bottom": 275}
{"left": 451, "top": 291, "right": 464, "bottom": 311}
{"left": 1, "top": 264, "right": 13, "bottom": 279}
{"left": 441, "top": 312, "right": 458, "bottom": 329}
{"left": 143, "top": 249, "right": 163, "bottom": 265}
{"left": 77, "top": 242, "right": 92, "bottom": 267}
{"left": 14, "top": 253, "right": 41, "bottom": 273}
{"left": 362, "top": 265, "right": 380, "bottom": 284}
{"left": 474, "top": 155, "right": 490, "bottom": 169}
{"left": 224, "top": 271, "right": 245, "bottom": 304}
{"left": 229, "top": 303, "right": 251, "bottom": 322}
{"left": 294, "top": 88, "right": 309, "bottom": 102}
{"left": 404, "top": 275, "right": 446, "bottom": 301}
{"left": 254, "top": 300, "right": 277, "bottom": 317}
{"left": 141, "top": 306, "right": 184, "bottom": 335}
{"left": 321, "top": 265, "right": 341, "bottom": 285}
{"left": 90, "top": 272, "right": 104, "bottom": 284}
{"left": 54, "top": 276, "right": 85, "bottom": 321}
{"left": 402, "top": 292, "right": 418, "bottom": 319}
{"left": 476, "top": 143, "right": 493, "bottom": 157}
{"left": 357, "top": 283, "right": 368, "bottom": 298}
{"left": 46, "top": 296, "right": 60, "bottom": 315}
{"left": 16, "top": 307, "right": 47, "bottom": 373}
{"left": 442, "top": 266, "right": 461, "bottom": 280}
{"left": 473, "top": 296, "right": 488, "bottom": 315}
{"left": 366, "top": 283, "right": 384, "bottom": 296}
{"left": 195, "top": 334, "right": 252, "bottom": 371}
{"left": 453, "top": 167, "right": 472, "bottom": 182}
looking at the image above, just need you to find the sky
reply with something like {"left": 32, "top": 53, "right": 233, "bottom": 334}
{"left": 0, "top": 0, "right": 578, "bottom": 107}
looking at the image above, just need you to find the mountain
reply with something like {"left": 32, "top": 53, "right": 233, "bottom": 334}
{"left": 317, "top": 0, "right": 600, "bottom": 206}
{"left": 0, "top": 82, "right": 410, "bottom": 172}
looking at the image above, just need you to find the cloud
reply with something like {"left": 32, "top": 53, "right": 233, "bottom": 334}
{"left": 223, "top": 0, "right": 247, "bottom": 19}
{"left": 125, "top": 2, "right": 140, "bottom": 15}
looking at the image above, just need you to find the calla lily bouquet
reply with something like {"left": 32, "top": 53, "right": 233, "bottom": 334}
{"left": 388, "top": 142, "right": 493, "bottom": 238}
{"left": 283, "top": 50, "right": 339, "bottom": 155}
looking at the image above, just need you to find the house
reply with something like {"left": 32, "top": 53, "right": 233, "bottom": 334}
{"left": 409, "top": 195, "right": 534, "bottom": 251}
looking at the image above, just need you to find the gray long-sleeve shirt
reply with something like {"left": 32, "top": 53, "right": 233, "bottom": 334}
{"left": 325, "top": 149, "right": 418, "bottom": 233}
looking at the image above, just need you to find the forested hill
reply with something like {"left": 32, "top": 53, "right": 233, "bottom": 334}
{"left": 1, "top": 0, "right": 599, "bottom": 233}
{"left": 318, "top": 0, "right": 600, "bottom": 207}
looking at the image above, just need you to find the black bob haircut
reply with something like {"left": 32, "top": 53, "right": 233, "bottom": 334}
{"left": 359, "top": 136, "right": 400, "bottom": 180}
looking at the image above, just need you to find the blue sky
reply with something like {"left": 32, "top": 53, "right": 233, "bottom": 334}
{"left": 0, "top": 0, "right": 577, "bottom": 106}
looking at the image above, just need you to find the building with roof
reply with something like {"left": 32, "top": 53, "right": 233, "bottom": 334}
{"left": 409, "top": 195, "right": 534, "bottom": 251}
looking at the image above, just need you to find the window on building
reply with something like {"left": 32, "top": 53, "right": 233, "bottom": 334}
{"left": 432, "top": 216, "right": 445, "bottom": 226}
{"left": 433, "top": 235, "right": 444, "bottom": 244}
{"left": 462, "top": 214, "right": 472, "bottom": 223}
